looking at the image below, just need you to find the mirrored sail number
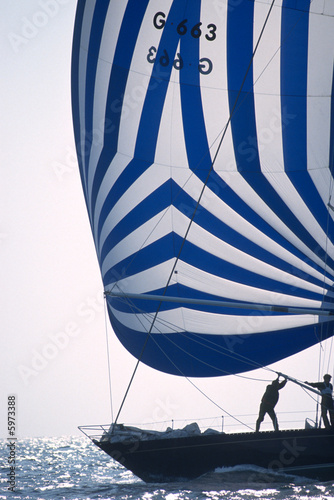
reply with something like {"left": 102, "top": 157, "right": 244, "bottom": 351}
{"left": 153, "top": 12, "right": 217, "bottom": 41}
{"left": 149, "top": 12, "right": 215, "bottom": 75}
{"left": 147, "top": 47, "right": 212, "bottom": 75}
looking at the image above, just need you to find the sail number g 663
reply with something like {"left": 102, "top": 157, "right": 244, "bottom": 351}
{"left": 153, "top": 12, "right": 217, "bottom": 41}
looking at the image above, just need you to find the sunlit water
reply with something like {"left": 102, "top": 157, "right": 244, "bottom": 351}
{"left": 1, "top": 436, "right": 334, "bottom": 500}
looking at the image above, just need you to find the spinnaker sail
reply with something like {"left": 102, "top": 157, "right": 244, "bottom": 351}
{"left": 72, "top": 0, "right": 334, "bottom": 377}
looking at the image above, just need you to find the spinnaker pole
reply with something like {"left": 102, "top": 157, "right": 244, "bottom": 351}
{"left": 106, "top": 291, "right": 334, "bottom": 316}
{"left": 276, "top": 372, "right": 321, "bottom": 396}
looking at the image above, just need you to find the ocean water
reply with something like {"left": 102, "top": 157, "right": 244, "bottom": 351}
{"left": 1, "top": 436, "right": 334, "bottom": 500}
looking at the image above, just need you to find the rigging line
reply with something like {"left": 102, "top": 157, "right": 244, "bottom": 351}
{"left": 155, "top": 330, "right": 250, "bottom": 376}
{"left": 113, "top": 288, "right": 183, "bottom": 425}
{"left": 300, "top": 384, "right": 320, "bottom": 407}
{"left": 113, "top": 0, "right": 276, "bottom": 424}
{"left": 318, "top": 198, "right": 332, "bottom": 350}
{"left": 323, "top": 68, "right": 334, "bottom": 375}
{"left": 186, "top": 377, "right": 254, "bottom": 431}
{"left": 177, "top": 330, "right": 268, "bottom": 373}
{"left": 110, "top": 304, "right": 277, "bottom": 425}
{"left": 109, "top": 292, "right": 285, "bottom": 374}
{"left": 113, "top": 292, "right": 191, "bottom": 424}
{"left": 103, "top": 296, "right": 114, "bottom": 423}
{"left": 326, "top": 336, "right": 334, "bottom": 375}
{"left": 162, "top": 319, "right": 289, "bottom": 375}
{"left": 110, "top": 293, "right": 269, "bottom": 424}
{"left": 174, "top": 330, "right": 282, "bottom": 378}
{"left": 126, "top": 298, "right": 290, "bottom": 373}
{"left": 148, "top": 331, "right": 254, "bottom": 431}
{"left": 317, "top": 158, "right": 334, "bottom": 384}
{"left": 317, "top": 327, "right": 323, "bottom": 427}
{"left": 109, "top": 296, "right": 284, "bottom": 381}
{"left": 104, "top": 207, "right": 171, "bottom": 297}
{"left": 107, "top": 293, "right": 156, "bottom": 426}
{"left": 110, "top": 292, "right": 303, "bottom": 384}
{"left": 318, "top": 73, "right": 334, "bottom": 364}
{"left": 110, "top": 300, "right": 277, "bottom": 378}
{"left": 109, "top": 286, "right": 183, "bottom": 334}
{"left": 144, "top": 319, "right": 276, "bottom": 381}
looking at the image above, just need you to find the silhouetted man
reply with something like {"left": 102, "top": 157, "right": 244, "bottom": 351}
{"left": 256, "top": 376, "right": 287, "bottom": 432}
{"left": 305, "top": 374, "right": 334, "bottom": 429}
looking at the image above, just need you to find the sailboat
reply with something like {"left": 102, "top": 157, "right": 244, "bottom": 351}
{"left": 71, "top": 0, "right": 334, "bottom": 483}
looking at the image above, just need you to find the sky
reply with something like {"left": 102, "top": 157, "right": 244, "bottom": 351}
{"left": 1, "top": 1, "right": 334, "bottom": 440}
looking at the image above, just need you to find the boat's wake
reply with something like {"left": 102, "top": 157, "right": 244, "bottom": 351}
{"left": 194, "top": 464, "right": 314, "bottom": 487}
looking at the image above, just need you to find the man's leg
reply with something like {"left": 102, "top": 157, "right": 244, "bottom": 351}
{"left": 268, "top": 408, "right": 278, "bottom": 431}
{"left": 321, "top": 406, "right": 330, "bottom": 429}
{"left": 256, "top": 404, "right": 266, "bottom": 432}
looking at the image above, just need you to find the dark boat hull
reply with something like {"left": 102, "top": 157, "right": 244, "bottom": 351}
{"left": 95, "top": 427, "right": 334, "bottom": 483}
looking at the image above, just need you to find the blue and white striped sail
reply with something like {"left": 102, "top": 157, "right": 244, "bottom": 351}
{"left": 72, "top": 0, "right": 334, "bottom": 377}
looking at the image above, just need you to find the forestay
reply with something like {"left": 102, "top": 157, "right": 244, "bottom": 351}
{"left": 72, "top": 0, "right": 334, "bottom": 377}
